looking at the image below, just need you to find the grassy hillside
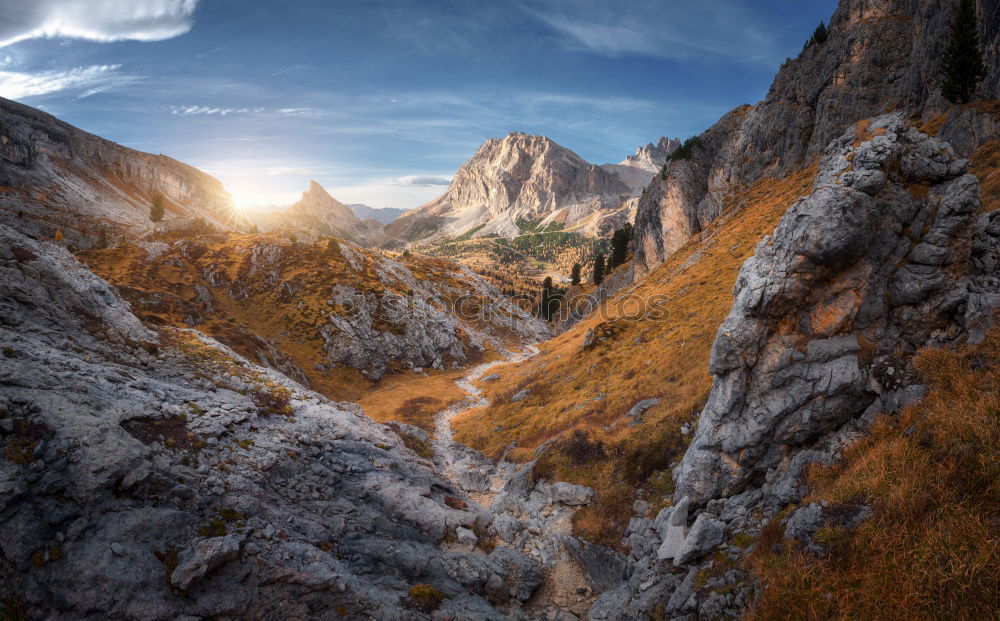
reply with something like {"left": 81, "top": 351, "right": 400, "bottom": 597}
{"left": 79, "top": 231, "right": 503, "bottom": 420}
{"left": 452, "top": 164, "right": 820, "bottom": 546}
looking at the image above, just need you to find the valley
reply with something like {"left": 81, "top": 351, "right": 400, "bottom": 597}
{"left": 1, "top": 0, "right": 999, "bottom": 619}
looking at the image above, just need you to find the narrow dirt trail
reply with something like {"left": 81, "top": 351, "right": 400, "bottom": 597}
{"left": 432, "top": 344, "right": 539, "bottom": 507}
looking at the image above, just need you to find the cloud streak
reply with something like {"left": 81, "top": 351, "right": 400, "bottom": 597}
{"left": 170, "top": 105, "right": 263, "bottom": 116}
{"left": 0, "top": 0, "right": 199, "bottom": 48}
{"left": 522, "top": 0, "right": 777, "bottom": 64}
{"left": 0, "top": 64, "right": 139, "bottom": 100}
{"left": 394, "top": 175, "right": 452, "bottom": 186}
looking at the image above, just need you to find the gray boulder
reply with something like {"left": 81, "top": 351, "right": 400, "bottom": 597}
{"left": 170, "top": 535, "right": 243, "bottom": 590}
{"left": 673, "top": 513, "right": 726, "bottom": 566}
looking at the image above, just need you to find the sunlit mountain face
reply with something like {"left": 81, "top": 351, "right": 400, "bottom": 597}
{"left": 4, "top": 1, "right": 997, "bottom": 620}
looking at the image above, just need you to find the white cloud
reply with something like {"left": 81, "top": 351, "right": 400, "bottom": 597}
{"left": 0, "top": 64, "right": 138, "bottom": 100}
{"left": 169, "top": 105, "right": 262, "bottom": 116}
{"left": 394, "top": 175, "right": 452, "bottom": 186}
{"left": 0, "top": 0, "right": 198, "bottom": 48}
{"left": 275, "top": 107, "right": 325, "bottom": 117}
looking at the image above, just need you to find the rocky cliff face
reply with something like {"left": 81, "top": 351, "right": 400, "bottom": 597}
{"left": 386, "top": 133, "right": 635, "bottom": 243}
{"left": 634, "top": 0, "right": 1000, "bottom": 277}
{"left": 676, "top": 114, "right": 995, "bottom": 505}
{"left": 0, "top": 97, "right": 239, "bottom": 248}
{"left": 588, "top": 113, "right": 1000, "bottom": 619}
{"left": 251, "top": 181, "right": 385, "bottom": 246}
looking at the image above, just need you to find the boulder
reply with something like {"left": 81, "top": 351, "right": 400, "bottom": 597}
{"left": 170, "top": 535, "right": 242, "bottom": 590}
{"left": 673, "top": 513, "right": 726, "bottom": 566}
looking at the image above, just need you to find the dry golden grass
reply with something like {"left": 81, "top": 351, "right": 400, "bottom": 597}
{"left": 744, "top": 329, "right": 1000, "bottom": 620}
{"left": 453, "top": 164, "right": 819, "bottom": 545}
{"left": 358, "top": 368, "right": 469, "bottom": 432}
{"left": 81, "top": 233, "right": 501, "bottom": 419}
{"left": 971, "top": 140, "right": 1000, "bottom": 213}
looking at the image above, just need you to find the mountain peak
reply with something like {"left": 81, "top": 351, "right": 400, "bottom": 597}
{"left": 621, "top": 136, "right": 680, "bottom": 169}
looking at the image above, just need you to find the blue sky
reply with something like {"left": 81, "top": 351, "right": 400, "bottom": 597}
{"left": 0, "top": 0, "right": 838, "bottom": 209}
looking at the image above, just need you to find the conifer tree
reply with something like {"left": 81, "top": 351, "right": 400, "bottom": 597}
{"left": 150, "top": 192, "right": 166, "bottom": 223}
{"left": 53, "top": 228, "right": 64, "bottom": 242}
{"left": 571, "top": 263, "right": 582, "bottom": 286}
{"left": 813, "top": 21, "right": 828, "bottom": 44}
{"left": 941, "top": 0, "right": 985, "bottom": 104}
{"left": 593, "top": 253, "right": 605, "bottom": 286}
{"left": 609, "top": 223, "right": 633, "bottom": 269}
{"left": 539, "top": 276, "right": 554, "bottom": 320}
{"left": 96, "top": 227, "right": 108, "bottom": 250}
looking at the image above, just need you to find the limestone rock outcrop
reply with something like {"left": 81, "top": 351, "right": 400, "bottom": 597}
{"left": 0, "top": 97, "right": 239, "bottom": 248}
{"left": 674, "top": 114, "right": 996, "bottom": 504}
{"left": 81, "top": 233, "right": 550, "bottom": 383}
{"left": 589, "top": 114, "right": 1000, "bottom": 620}
{"left": 601, "top": 136, "right": 680, "bottom": 193}
{"left": 633, "top": 0, "right": 1000, "bottom": 277}
{"left": 386, "top": 132, "right": 635, "bottom": 243}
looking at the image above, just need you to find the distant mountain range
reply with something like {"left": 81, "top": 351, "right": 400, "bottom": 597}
{"left": 0, "top": 92, "right": 675, "bottom": 251}
{"left": 385, "top": 132, "right": 677, "bottom": 244}
{"left": 348, "top": 203, "right": 405, "bottom": 224}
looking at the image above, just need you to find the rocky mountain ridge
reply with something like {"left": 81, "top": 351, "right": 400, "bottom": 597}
{"left": 0, "top": 97, "right": 240, "bottom": 248}
{"left": 250, "top": 181, "right": 385, "bottom": 246}
{"left": 348, "top": 203, "right": 406, "bottom": 225}
{"left": 586, "top": 113, "right": 1000, "bottom": 617}
{"left": 79, "top": 230, "right": 549, "bottom": 396}
{"left": 633, "top": 0, "right": 1000, "bottom": 277}
{"left": 386, "top": 133, "right": 666, "bottom": 244}
{"left": 601, "top": 136, "right": 680, "bottom": 193}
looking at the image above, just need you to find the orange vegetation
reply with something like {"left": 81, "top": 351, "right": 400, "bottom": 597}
{"left": 745, "top": 327, "right": 1000, "bottom": 620}
{"left": 81, "top": 232, "right": 502, "bottom": 412}
{"left": 358, "top": 369, "right": 467, "bottom": 432}
{"left": 452, "top": 163, "right": 820, "bottom": 545}
{"left": 971, "top": 140, "right": 1000, "bottom": 213}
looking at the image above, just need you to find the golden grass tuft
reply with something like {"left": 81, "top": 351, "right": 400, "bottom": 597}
{"left": 971, "top": 140, "right": 1000, "bottom": 214}
{"left": 744, "top": 327, "right": 1000, "bottom": 620}
{"left": 406, "top": 583, "right": 447, "bottom": 613}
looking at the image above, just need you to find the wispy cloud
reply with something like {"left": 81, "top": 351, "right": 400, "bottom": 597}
{"left": 0, "top": 64, "right": 139, "bottom": 100}
{"left": 169, "top": 105, "right": 263, "bottom": 116}
{"left": 0, "top": 0, "right": 199, "bottom": 48}
{"left": 394, "top": 175, "right": 452, "bottom": 186}
{"left": 522, "top": 0, "right": 777, "bottom": 64}
{"left": 275, "top": 107, "right": 325, "bottom": 117}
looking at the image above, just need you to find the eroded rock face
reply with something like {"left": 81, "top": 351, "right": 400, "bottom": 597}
{"left": 0, "top": 97, "right": 238, "bottom": 247}
{"left": 0, "top": 223, "right": 541, "bottom": 619}
{"left": 600, "top": 137, "right": 681, "bottom": 193}
{"left": 633, "top": 0, "right": 1000, "bottom": 277}
{"left": 675, "top": 114, "right": 998, "bottom": 505}
{"left": 587, "top": 115, "right": 1000, "bottom": 621}
{"left": 386, "top": 132, "right": 634, "bottom": 242}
